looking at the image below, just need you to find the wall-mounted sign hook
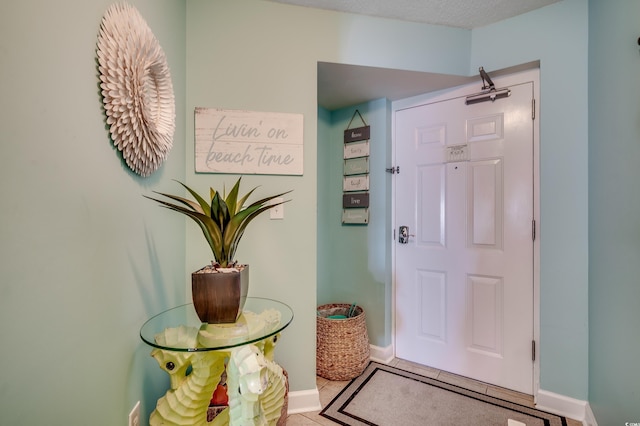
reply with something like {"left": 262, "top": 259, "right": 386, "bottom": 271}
{"left": 346, "top": 109, "right": 368, "bottom": 129}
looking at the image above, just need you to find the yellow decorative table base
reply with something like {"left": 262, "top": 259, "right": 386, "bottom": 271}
{"left": 140, "top": 298, "right": 293, "bottom": 426}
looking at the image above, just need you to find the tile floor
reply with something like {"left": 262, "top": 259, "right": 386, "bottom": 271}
{"left": 284, "top": 358, "right": 583, "bottom": 426}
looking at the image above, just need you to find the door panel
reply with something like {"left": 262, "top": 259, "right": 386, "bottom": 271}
{"left": 418, "top": 164, "right": 445, "bottom": 246}
{"left": 394, "top": 80, "right": 534, "bottom": 394}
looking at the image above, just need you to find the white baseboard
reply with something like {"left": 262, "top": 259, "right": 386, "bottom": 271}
{"left": 536, "top": 389, "right": 595, "bottom": 425}
{"left": 287, "top": 388, "right": 321, "bottom": 414}
{"left": 583, "top": 403, "right": 598, "bottom": 426}
{"left": 369, "top": 344, "right": 394, "bottom": 364}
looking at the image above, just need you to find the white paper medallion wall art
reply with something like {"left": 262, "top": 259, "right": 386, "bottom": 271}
{"left": 96, "top": 3, "right": 175, "bottom": 177}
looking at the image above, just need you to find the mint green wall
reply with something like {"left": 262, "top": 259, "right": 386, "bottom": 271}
{"left": 185, "top": 0, "right": 471, "bottom": 392}
{"left": 317, "top": 99, "right": 393, "bottom": 347}
{"left": 588, "top": 1, "right": 640, "bottom": 424}
{"left": 471, "top": 0, "right": 590, "bottom": 400}
{"left": 9, "top": 0, "right": 636, "bottom": 423}
{"left": 0, "top": 0, "right": 186, "bottom": 425}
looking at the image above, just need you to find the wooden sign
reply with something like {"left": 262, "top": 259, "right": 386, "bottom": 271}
{"left": 343, "top": 192, "right": 369, "bottom": 208}
{"left": 344, "top": 125, "right": 370, "bottom": 143}
{"left": 344, "top": 157, "right": 369, "bottom": 176}
{"left": 344, "top": 140, "right": 369, "bottom": 159}
{"left": 342, "top": 111, "right": 370, "bottom": 225}
{"left": 194, "top": 108, "right": 303, "bottom": 175}
{"left": 343, "top": 175, "right": 369, "bottom": 192}
{"left": 342, "top": 208, "right": 369, "bottom": 224}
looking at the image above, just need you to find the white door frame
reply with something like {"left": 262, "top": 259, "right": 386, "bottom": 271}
{"left": 390, "top": 68, "right": 541, "bottom": 398}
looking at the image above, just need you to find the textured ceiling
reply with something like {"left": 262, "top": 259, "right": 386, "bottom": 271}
{"left": 267, "top": 0, "right": 559, "bottom": 29}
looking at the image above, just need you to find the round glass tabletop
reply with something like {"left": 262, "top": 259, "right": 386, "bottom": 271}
{"left": 140, "top": 297, "right": 293, "bottom": 352}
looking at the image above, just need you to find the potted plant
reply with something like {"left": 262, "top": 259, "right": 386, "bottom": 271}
{"left": 145, "top": 177, "right": 290, "bottom": 323}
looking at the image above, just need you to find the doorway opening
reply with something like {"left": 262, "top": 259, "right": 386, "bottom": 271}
{"left": 316, "top": 62, "right": 540, "bottom": 394}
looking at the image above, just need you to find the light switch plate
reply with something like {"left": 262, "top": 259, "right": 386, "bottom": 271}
{"left": 270, "top": 197, "right": 284, "bottom": 219}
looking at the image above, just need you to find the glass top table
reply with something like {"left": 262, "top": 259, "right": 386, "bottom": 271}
{"left": 140, "top": 297, "right": 293, "bottom": 352}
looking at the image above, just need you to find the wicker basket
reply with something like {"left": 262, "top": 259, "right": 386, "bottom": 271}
{"left": 316, "top": 303, "right": 370, "bottom": 381}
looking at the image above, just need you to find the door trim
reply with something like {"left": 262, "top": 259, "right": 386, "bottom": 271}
{"left": 390, "top": 67, "right": 540, "bottom": 397}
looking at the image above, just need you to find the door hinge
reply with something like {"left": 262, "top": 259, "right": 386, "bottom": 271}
{"left": 532, "top": 219, "right": 536, "bottom": 241}
{"left": 532, "top": 340, "right": 536, "bottom": 361}
{"left": 532, "top": 98, "right": 536, "bottom": 120}
{"left": 386, "top": 166, "right": 400, "bottom": 174}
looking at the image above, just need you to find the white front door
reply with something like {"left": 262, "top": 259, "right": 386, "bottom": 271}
{"left": 394, "top": 73, "right": 536, "bottom": 394}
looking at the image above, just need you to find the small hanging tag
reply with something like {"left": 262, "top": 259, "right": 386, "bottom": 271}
{"left": 343, "top": 175, "right": 369, "bottom": 192}
{"left": 344, "top": 157, "right": 369, "bottom": 176}
{"left": 342, "top": 208, "right": 369, "bottom": 225}
{"left": 344, "top": 140, "right": 369, "bottom": 159}
{"left": 344, "top": 109, "right": 370, "bottom": 143}
{"left": 343, "top": 192, "right": 369, "bottom": 208}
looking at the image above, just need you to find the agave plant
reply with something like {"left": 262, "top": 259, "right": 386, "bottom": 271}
{"left": 146, "top": 177, "right": 290, "bottom": 268}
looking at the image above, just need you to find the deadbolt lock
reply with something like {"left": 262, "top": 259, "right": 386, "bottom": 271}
{"left": 399, "top": 226, "right": 414, "bottom": 244}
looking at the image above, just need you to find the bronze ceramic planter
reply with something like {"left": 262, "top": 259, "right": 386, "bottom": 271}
{"left": 191, "top": 265, "right": 249, "bottom": 324}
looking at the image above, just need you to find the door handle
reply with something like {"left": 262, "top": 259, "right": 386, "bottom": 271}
{"left": 399, "top": 226, "right": 415, "bottom": 244}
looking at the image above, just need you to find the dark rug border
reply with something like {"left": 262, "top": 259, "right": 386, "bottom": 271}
{"left": 320, "top": 362, "right": 568, "bottom": 426}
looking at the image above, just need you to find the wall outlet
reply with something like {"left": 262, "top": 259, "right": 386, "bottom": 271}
{"left": 128, "top": 401, "right": 140, "bottom": 426}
